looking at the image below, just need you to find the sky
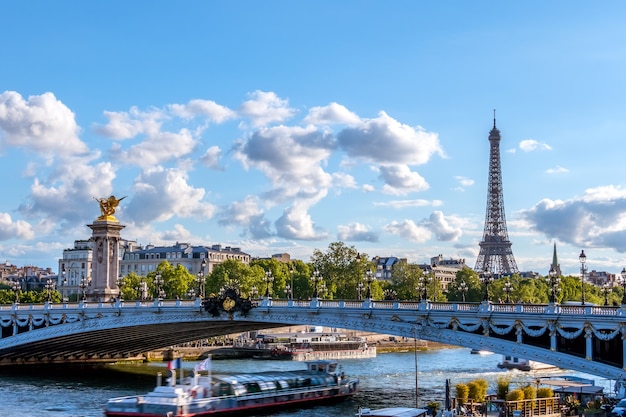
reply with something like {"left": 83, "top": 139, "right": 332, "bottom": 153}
{"left": 1, "top": 1, "right": 626, "bottom": 277}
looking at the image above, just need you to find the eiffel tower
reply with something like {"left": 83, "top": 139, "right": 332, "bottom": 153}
{"left": 474, "top": 112, "right": 519, "bottom": 276}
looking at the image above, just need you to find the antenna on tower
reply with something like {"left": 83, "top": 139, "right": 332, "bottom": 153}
{"left": 493, "top": 109, "right": 496, "bottom": 128}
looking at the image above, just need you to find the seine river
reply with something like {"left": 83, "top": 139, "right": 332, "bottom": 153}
{"left": 0, "top": 348, "right": 615, "bottom": 417}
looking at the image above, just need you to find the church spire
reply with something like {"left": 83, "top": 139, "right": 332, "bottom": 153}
{"left": 550, "top": 242, "right": 562, "bottom": 276}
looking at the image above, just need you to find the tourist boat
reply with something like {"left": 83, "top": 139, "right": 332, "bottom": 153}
{"left": 252, "top": 326, "right": 376, "bottom": 360}
{"left": 356, "top": 407, "right": 428, "bottom": 417}
{"left": 497, "top": 355, "right": 557, "bottom": 371}
{"left": 104, "top": 359, "right": 359, "bottom": 417}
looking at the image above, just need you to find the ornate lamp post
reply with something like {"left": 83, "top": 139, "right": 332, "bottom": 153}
{"left": 481, "top": 269, "right": 493, "bottom": 302}
{"left": 318, "top": 282, "right": 328, "bottom": 299}
{"left": 11, "top": 280, "right": 20, "bottom": 304}
{"left": 154, "top": 272, "right": 164, "bottom": 300}
{"left": 264, "top": 270, "right": 274, "bottom": 298}
{"left": 621, "top": 268, "right": 626, "bottom": 305}
{"left": 365, "top": 269, "right": 375, "bottom": 299}
{"left": 251, "top": 285, "right": 259, "bottom": 299}
{"left": 503, "top": 280, "right": 513, "bottom": 303}
{"left": 116, "top": 275, "right": 125, "bottom": 301}
{"left": 579, "top": 250, "right": 587, "bottom": 305}
{"left": 199, "top": 258, "right": 207, "bottom": 298}
{"left": 289, "top": 266, "right": 295, "bottom": 299}
{"left": 357, "top": 281, "right": 364, "bottom": 300}
{"left": 546, "top": 267, "right": 561, "bottom": 304}
{"left": 311, "top": 270, "right": 322, "bottom": 298}
{"left": 284, "top": 284, "right": 292, "bottom": 299}
{"left": 61, "top": 267, "right": 67, "bottom": 302}
{"left": 417, "top": 271, "right": 429, "bottom": 301}
{"left": 458, "top": 281, "right": 468, "bottom": 302}
{"left": 600, "top": 284, "right": 612, "bottom": 306}
{"left": 79, "top": 277, "right": 90, "bottom": 301}
{"left": 187, "top": 288, "right": 196, "bottom": 299}
{"left": 45, "top": 278, "right": 55, "bottom": 302}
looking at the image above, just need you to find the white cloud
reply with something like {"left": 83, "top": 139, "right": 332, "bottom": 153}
{"left": 383, "top": 219, "right": 432, "bottom": 242}
{"left": 168, "top": 99, "right": 236, "bottom": 123}
{"left": 545, "top": 165, "right": 569, "bottom": 174}
{"left": 275, "top": 201, "right": 329, "bottom": 241}
{"left": 0, "top": 91, "right": 88, "bottom": 156}
{"left": 95, "top": 106, "right": 165, "bottom": 140}
{"left": 427, "top": 211, "right": 463, "bottom": 241}
{"left": 110, "top": 129, "right": 197, "bottom": 168}
{"left": 125, "top": 166, "right": 215, "bottom": 225}
{"left": 374, "top": 199, "right": 442, "bottom": 208}
{"left": 238, "top": 91, "right": 296, "bottom": 127}
{"left": 0, "top": 212, "right": 35, "bottom": 241}
{"left": 337, "top": 222, "right": 379, "bottom": 242}
{"left": 455, "top": 176, "right": 475, "bottom": 187}
{"left": 304, "top": 102, "right": 361, "bottom": 125}
{"left": 519, "top": 139, "right": 552, "bottom": 152}
{"left": 199, "top": 146, "right": 224, "bottom": 170}
{"left": 379, "top": 164, "right": 429, "bottom": 195}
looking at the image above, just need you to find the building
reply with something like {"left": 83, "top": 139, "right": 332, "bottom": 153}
{"left": 430, "top": 255, "right": 466, "bottom": 289}
{"left": 119, "top": 242, "right": 251, "bottom": 277}
{"left": 372, "top": 256, "right": 407, "bottom": 281}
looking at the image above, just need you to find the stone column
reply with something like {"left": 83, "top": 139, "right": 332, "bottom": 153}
{"left": 87, "top": 220, "right": 125, "bottom": 302}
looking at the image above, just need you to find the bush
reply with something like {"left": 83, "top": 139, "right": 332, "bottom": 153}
{"left": 506, "top": 389, "right": 525, "bottom": 401}
{"left": 496, "top": 376, "right": 511, "bottom": 399}
{"left": 537, "top": 387, "right": 553, "bottom": 398}
{"left": 522, "top": 385, "right": 536, "bottom": 400}
{"left": 456, "top": 383, "right": 469, "bottom": 402}
{"left": 468, "top": 379, "right": 488, "bottom": 402}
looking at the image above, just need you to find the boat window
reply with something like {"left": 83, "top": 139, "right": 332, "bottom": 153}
{"left": 310, "top": 364, "right": 317, "bottom": 371}
{"left": 243, "top": 382, "right": 261, "bottom": 393}
{"left": 328, "top": 363, "right": 337, "bottom": 372}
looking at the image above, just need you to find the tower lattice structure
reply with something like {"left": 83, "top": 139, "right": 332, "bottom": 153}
{"left": 474, "top": 115, "right": 519, "bottom": 276}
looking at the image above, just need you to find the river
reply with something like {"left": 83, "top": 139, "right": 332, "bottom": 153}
{"left": 0, "top": 348, "right": 615, "bottom": 417}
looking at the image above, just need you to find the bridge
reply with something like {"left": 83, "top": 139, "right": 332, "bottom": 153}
{"left": 1, "top": 297, "right": 625, "bottom": 381}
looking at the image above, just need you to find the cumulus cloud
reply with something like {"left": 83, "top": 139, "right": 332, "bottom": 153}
{"left": 455, "top": 176, "right": 475, "bottom": 187}
{"left": 545, "top": 165, "right": 569, "bottom": 174}
{"left": 275, "top": 202, "right": 329, "bottom": 240}
{"left": 125, "top": 166, "right": 215, "bottom": 225}
{"left": 337, "top": 222, "right": 379, "bottom": 242}
{"left": 379, "top": 164, "right": 429, "bottom": 195}
{"left": 218, "top": 196, "right": 273, "bottom": 239}
{"left": 383, "top": 219, "right": 432, "bottom": 242}
{"left": 304, "top": 102, "right": 361, "bottom": 125}
{"left": 519, "top": 185, "right": 626, "bottom": 251}
{"left": 238, "top": 91, "right": 296, "bottom": 127}
{"left": 0, "top": 91, "right": 88, "bottom": 156}
{"left": 0, "top": 213, "right": 35, "bottom": 241}
{"left": 110, "top": 129, "right": 196, "bottom": 168}
{"left": 426, "top": 211, "right": 463, "bottom": 241}
{"left": 168, "top": 99, "right": 236, "bottom": 122}
{"left": 337, "top": 111, "right": 443, "bottom": 165}
{"left": 199, "top": 146, "right": 224, "bottom": 170}
{"left": 519, "top": 139, "right": 552, "bottom": 152}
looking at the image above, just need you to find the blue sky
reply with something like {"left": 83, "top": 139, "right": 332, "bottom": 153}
{"left": 1, "top": 1, "right": 626, "bottom": 276}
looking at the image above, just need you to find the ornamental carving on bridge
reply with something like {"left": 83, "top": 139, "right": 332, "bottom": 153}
{"left": 202, "top": 287, "right": 255, "bottom": 319}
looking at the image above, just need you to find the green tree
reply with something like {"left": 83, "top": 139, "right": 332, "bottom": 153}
{"left": 208, "top": 259, "right": 258, "bottom": 297}
{"left": 310, "top": 242, "right": 371, "bottom": 299}
{"left": 448, "top": 268, "right": 482, "bottom": 302}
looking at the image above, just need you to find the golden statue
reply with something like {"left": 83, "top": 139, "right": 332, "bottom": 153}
{"left": 94, "top": 195, "right": 126, "bottom": 221}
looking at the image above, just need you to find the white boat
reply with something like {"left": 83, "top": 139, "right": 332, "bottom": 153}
{"left": 470, "top": 349, "right": 493, "bottom": 355}
{"left": 252, "top": 326, "right": 376, "bottom": 360}
{"left": 357, "top": 407, "right": 429, "bottom": 417}
{"left": 105, "top": 359, "right": 359, "bottom": 417}
{"left": 497, "top": 355, "right": 557, "bottom": 371}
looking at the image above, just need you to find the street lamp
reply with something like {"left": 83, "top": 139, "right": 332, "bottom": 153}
{"left": 79, "top": 277, "right": 90, "bottom": 301}
{"left": 251, "top": 285, "right": 259, "bottom": 299}
{"left": 196, "top": 270, "right": 204, "bottom": 299}
{"left": 289, "top": 266, "right": 295, "bottom": 299}
{"left": 11, "top": 280, "right": 20, "bottom": 304}
{"left": 546, "top": 267, "right": 561, "bottom": 304}
{"left": 357, "top": 281, "right": 364, "bottom": 300}
{"left": 45, "top": 278, "right": 55, "bottom": 302}
{"left": 579, "top": 250, "right": 587, "bottom": 305}
{"left": 199, "top": 258, "right": 207, "bottom": 298}
{"left": 365, "top": 269, "right": 376, "bottom": 299}
{"left": 264, "top": 270, "right": 274, "bottom": 298}
{"left": 311, "top": 270, "right": 323, "bottom": 298}
{"left": 61, "top": 267, "right": 67, "bottom": 302}
{"left": 621, "top": 268, "right": 626, "bottom": 305}
{"left": 503, "top": 280, "right": 513, "bottom": 303}
{"left": 284, "top": 284, "right": 292, "bottom": 299}
{"left": 481, "top": 269, "right": 493, "bottom": 302}
{"left": 116, "top": 275, "right": 125, "bottom": 301}
{"left": 600, "top": 284, "right": 612, "bottom": 306}
{"left": 318, "top": 281, "right": 328, "bottom": 299}
{"left": 458, "top": 281, "right": 468, "bottom": 302}
{"left": 187, "top": 288, "right": 196, "bottom": 299}
{"left": 154, "top": 272, "right": 164, "bottom": 300}
{"left": 418, "top": 271, "right": 429, "bottom": 301}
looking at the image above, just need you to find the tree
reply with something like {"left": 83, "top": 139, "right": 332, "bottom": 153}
{"left": 310, "top": 242, "right": 372, "bottom": 299}
{"left": 447, "top": 268, "right": 482, "bottom": 302}
{"left": 207, "top": 259, "right": 258, "bottom": 297}
{"left": 389, "top": 261, "right": 422, "bottom": 300}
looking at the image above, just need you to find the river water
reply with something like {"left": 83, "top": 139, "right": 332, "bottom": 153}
{"left": 0, "top": 348, "right": 615, "bottom": 417}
